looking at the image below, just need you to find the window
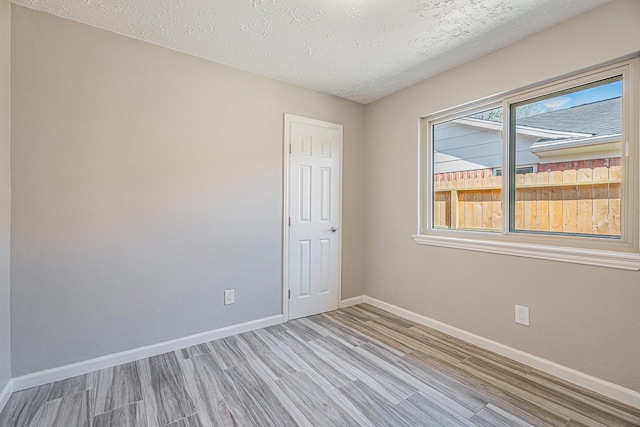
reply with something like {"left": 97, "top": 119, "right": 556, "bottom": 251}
{"left": 416, "top": 59, "right": 640, "bottom": 270}
{"left": 493, "top": 166, "right": 536, "bottom": 177}
{"left": 511, "top": 77, "right": 622, "bottom": 237}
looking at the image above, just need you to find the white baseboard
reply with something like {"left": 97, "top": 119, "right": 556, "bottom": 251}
{"left": 0, "top": 378, "right": 12, "bottom": 415}
{"left": 12, "top": 314, "right": 283, "bottom": 392}
{"left": 339, "top": 295, "right": 365, "bottom": 308}
{"left": 363, "top": 296, "right": 640, "bottom": 409}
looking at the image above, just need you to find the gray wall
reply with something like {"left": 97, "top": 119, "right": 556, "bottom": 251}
{"left": 0, "top": 0, "right": 11, "bottom": 392}
{"left": 10, "top": 6, "right": 364, "bottom": 376}
{"left": 363, "top": 0, "right": 640, "bottom": 392}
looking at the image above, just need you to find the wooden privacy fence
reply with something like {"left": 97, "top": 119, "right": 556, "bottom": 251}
{"left": 433, "top": 166, "right": 621, "bottom": 236}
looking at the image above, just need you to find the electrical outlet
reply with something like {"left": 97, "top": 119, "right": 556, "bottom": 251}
{"left": 515, "top": 305, "right": 529, "bottom": 326}
{"left": 224, "top": 289, "right": 235, "bottom": 305}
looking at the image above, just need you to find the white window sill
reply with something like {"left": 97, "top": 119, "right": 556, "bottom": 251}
{"left": 412, "top": 234, "right": 640, "bottom": 271}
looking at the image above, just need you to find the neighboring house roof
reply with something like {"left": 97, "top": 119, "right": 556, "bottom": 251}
{"left": 434, "top": 97, "right": 622, "bottom": 174}
{"left": 518, "top": 97, "right": 621, "bottom": 137}
{"left": 521, "top": 97, "right": 622, "bottom": 159}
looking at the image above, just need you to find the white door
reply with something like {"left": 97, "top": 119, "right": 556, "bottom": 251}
{"left": 284, "top": 114, "right": 342, "bottom": 320}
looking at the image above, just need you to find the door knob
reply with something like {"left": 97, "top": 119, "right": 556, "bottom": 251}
{"left": 329, "top": 227, "right": 337, "bottom": 232}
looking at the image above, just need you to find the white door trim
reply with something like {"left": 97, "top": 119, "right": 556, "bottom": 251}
{"left": 282, "top": 113, "right": 343, "bottom": 322}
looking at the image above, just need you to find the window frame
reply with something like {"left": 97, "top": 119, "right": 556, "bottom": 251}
{"left": 415, "top": 58, "right": 640, "bottom": 270}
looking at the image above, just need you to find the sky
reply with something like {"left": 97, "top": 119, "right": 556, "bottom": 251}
{"left": 466, "top": 78, "right": 622, "bottom": 122}
{"left": 520, "top": 78, "right": 622, "bottom": 116}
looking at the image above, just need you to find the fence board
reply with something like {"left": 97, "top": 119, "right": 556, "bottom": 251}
{"left": 479, "top": 176, "right": 490, "bottom": 230}
{"left": 576, "top": 168, "right": 593, "bottom": 234}
{"left": 432, "top": 167, "right": 620, "bottom": 236}
{"left": 492, "top": 177, "right": 502, "bottom": 230}
{"left": 548, "top": 171, "right": 563, "bottom": 232}
{"left": 593, "top": 166, "right": 609, "bottom": 182}
{"left": 461, "top": 190, "right": 472, "bottom": 229}
{"left": 536, "top": 172, "right": 549, "bottom": 231}
{"left": 562, "top": 170, "right": 577, "bottom": 233}
{"left": 473, "top": 185, "right": 483, "bottom": 230}
{"left": 593, "top": 167, "right": 610, "bottom": 235}
{"left": 523, "top": 173, "right": 536, "bottom": 231}
{"left": 610, "top": 165, "right": 622, "bottom": 180}
{"left": 610, "top": 184, "right": 621, "bottom": 236}
{"left": 451, "top": 190, "right": 458, "bottom": 229}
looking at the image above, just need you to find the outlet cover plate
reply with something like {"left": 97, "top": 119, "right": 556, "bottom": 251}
{"left": 515, "top": 305, "right": 529, "bottom": 326}
{"left": 224, "top": 289, "right": 235, "bottom": 305}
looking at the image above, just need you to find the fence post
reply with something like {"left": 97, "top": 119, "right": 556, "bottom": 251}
{"left": 450, "top": 190, "right": 459, "bottom": 230}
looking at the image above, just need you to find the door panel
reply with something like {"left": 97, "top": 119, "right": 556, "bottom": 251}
{"left": 286, "top": 116, "right": 342, "bottom": 320}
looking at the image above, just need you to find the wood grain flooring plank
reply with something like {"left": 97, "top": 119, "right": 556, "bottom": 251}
{"left": 366, "top": 320, "right": 470, "bottom": 365}
{"left": 294, "top": 316, "right": 332, "bottom": 337}
{"left": 307, "top": 336, "right": 416, "bottom": 403}
{"left": 314, "top": 312, "right": 372, "bottom": 347}
{"left": 223, "top": 362, "right": 298, "bottom": 427}
{"left": 565, "top": 420, "right": 596, "bottom": 427}
{"left": 208, "top": 336, "right": 246, "bottom": 370}
{"left": 326, "top": 389, "right": 376, "bottom": 427}
{"left": 526, "top": 369, "right": 640, "bottom": 426}
{"left": 261, "top": 326, "right": 354, "bottom": 390}
{"left": 235, "top": 331, "right": 297, "bottom": 381}
{"left": 0, "top": 384, "right": 51, "bottom": 427}
{"left": 359, "top": 341, "right": 488, "bottom": 413}
{"left": 357, "top": 304, "right": 417, "bottom": 325}
{"left": 302, "top": 344, "right": 404, "bottom": 405}
{"left": 371, "top": 316, "right": 474, "bottom": 361}
{"left": 46, "top": 373, "right": 95, "bottom": 402}
{"left": 92, "top": 401, "right": 148, "bottom": 427}
{"left": 144, "top": 400, "right": 161, "bottom": 427}
{"left": 281, "top": 320, "right": 324, "bottom": 342}
{"left": 475, "top": 357, "right": 640, "bottom": 427}
{"left": 405, "top": 351, "right": 570, "bottom": 427}
{"left": 369, "top": 313, "right": 424, "bottom": 333}
{"left": 325, "top": 311, "right": 418, "bottom": 354}
{"left": 301, "top": 314, "right": 400, "bottom": 359}
{"left": 276, "top": 371, "right": 360, "bottom": 427}
{"left": 352, "top": 342, "right": 481, "bottom": 419}
{"left": 410, "top": 324, "right": 533, "bottom": 375}
{"left": 340, "top": 305, "right": 380, "bottom": 322}
{"left": 93, "top": 361, "right": 143, "bottom": 416}
{"left": 235, "top": 331, "right": 275, "bottom": 354}
{"left": 401, "top": 392, "right": 478, "bottom": 427}
{"left": 257, "top": 343, "right": 343, "bottom": 395}
{"left": 164, "top": 414, "right": 203, "bottom": 427}
{"left": 322, "top": 311, "right": 409, "bottom": 356}
{"left": 243, "top": 360, "right": 312, "bottom": 427}
{"left": 137, "top": 352, "right": 196, "bottom": 426}
{"left": 251, "top": 329, "right": 307, "bottom": 372}
{"left": 197, "top": 356, "right": 258, "bottom": 427}
{"left": 176, "top": 343, "right": 213, "bottom": 362}
{"left": 34, "top": 389, "right": 94, "bottom": 427}
{"left": 458, "top": 356, "right": 625, "bottom": 427}
{"left": 180, "top": 356, "right": 237, "bottom": 427}
{"left": 471, "top": 403, "right": 537, "bottom": 427}
{"left": 336, "top": 379, "right": 421, "bottom": 426}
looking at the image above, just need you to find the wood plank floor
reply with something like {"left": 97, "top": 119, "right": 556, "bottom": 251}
{"left": 1, "top": 304, "right": 639, "bottom": 426}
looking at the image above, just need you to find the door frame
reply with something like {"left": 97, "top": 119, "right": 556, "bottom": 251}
{"left": 282, "top": 113, "right": 343, "bottom": 322}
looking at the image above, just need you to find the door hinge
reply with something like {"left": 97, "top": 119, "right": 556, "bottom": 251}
{"left": 289, "top": 144, "right": 291, "bottom": 154}
{"left": 288, "top": 290, "right": 291, "bottom": 299}
{"left": 288, "top": 217, "right": 291, "bottom": 226}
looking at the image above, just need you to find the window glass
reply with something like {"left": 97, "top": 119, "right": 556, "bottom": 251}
{"left": 512, "top": 78, "right": 623, "bottom": 237}
{"left": 432, "top": 107, "right": 503, "bottom": 231}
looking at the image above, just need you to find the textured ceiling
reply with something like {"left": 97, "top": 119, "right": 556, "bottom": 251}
{"left": 12, "top": 0, "right": 611, "bottom": 104}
